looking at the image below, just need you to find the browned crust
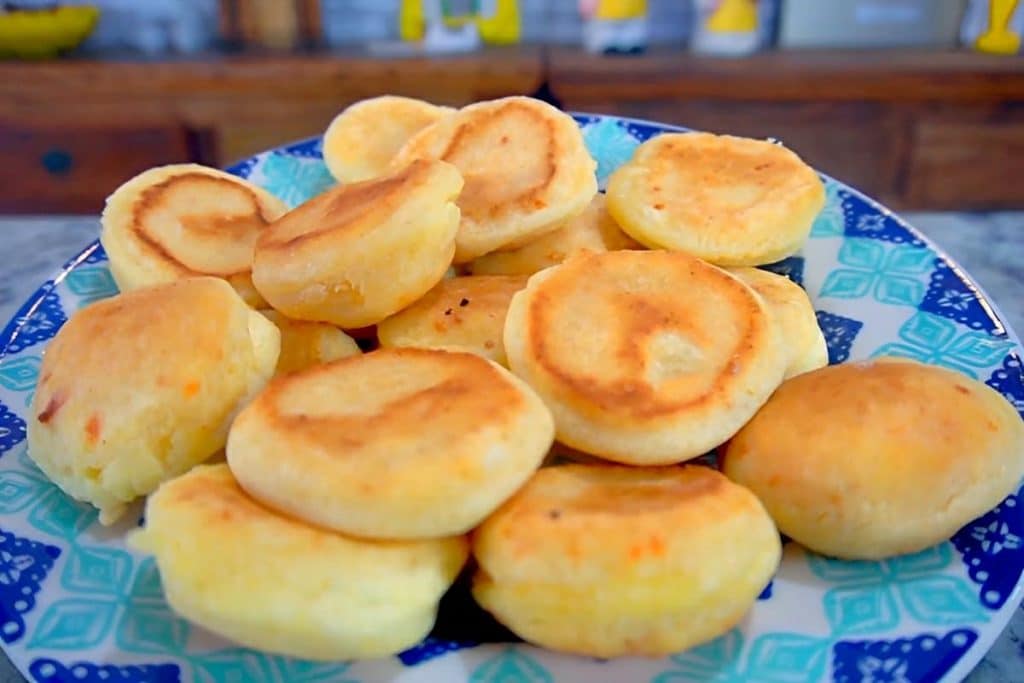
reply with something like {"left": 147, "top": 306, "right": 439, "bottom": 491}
{"left": 526, "top": 252, "right": 766, "bottom": 419}
{"left": 132, "top": 173, "right": 274, "bottom": 277}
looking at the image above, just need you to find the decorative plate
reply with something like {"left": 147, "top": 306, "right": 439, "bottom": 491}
{"left": 0, "top": 114, "right": 1021, "bottom": 683}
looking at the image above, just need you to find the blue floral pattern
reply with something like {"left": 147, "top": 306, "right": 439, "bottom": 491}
{"left": 0, "top": 115, "right": 1018, "bottom": 683}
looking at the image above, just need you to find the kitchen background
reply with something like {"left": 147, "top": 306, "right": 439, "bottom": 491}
{"left": 0, "top": 0, "right": 1022, "bottom": 214}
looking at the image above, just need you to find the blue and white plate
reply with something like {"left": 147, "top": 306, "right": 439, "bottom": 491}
{"left": 0, "top": 114, "right": 1021, "bottom": 683}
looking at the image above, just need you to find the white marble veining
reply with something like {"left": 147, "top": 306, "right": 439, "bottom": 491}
{"left": 0, "top": 212, "right": 1020, "bottom": 683}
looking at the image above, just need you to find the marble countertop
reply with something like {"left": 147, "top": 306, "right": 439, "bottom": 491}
{"left": 0, "top": 212, "right": 1020, "bottom": 683}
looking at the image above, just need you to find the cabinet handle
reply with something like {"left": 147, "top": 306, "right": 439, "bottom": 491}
{"left": 41, "top": 149, "right": 73, "bottom": 176}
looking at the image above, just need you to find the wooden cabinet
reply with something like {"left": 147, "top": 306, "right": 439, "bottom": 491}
{"left": 1, "top": 46, "right": 1023, "bottom": 213}
{"left": 0, "top": 124, "right": 195, "bottom": 214}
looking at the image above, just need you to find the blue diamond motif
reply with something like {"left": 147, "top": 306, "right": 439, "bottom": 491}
{"left": 759, "top": 256, "right": 805, "bottom": 286}
{"left": 191, "top": 650, "right": 276, "bottom": 683}
{"left": 832, "top": 628, "right": 977, "bottom": 683}
{"left": 885, "top": 543, "right": 952, "bottom": 575}
{"left": 807, "top": 554, "right": 887, "bottom": 583}
{"left": 28, "top": 486, "right": 98, "bottom": 541}
{"left": 399, "top": 636, "right": 476, "bottom": 666}
{"left": 952, "top": 493, "right": 1024, "bottom": 609}
{"left": 0, "top": 471, "right": 50, "bottom": 514}
{"left": 258, "top": 153, "right": 335, "bottom": 208}
{"left": 986, "top": 353, "right": 1024, "bottom": 417}
{"left": 29, "top": 598, "right": 118, "bottom": 649}
{"left": 129, "top": 557, "right": 165, "bottom": 603}
{"left": 61, "top": 546, "right": 133, "bottom": 596}
{"left": 743, "top": 633, "right": 830, "bottom": 682}
{"left": 838, "top": 239, "right": 884, "bottom": 270}
{"left": 874, "top": 276, "right": 924, "bottom": 307}
{"left": 655, "top": 628, "right": 743, "bottom": 682}
{"left": 824, "top": 585, "right": 899, "bottom": 635}
{"left": 810, "top": 182, "right": 846, "bottom": 237}
{"left": 270, "top": 657, "right": 355, "bottom": 682}
{"left": 469, "top": 647, "right": 554, "bottom": 683}
{"left": 873, "top": 312, "right": 1013, "bottom": 379}
{"left": 65, "top": 267, "right": 118, "bottom": 300}
{"left": 0, "top": 402, "right": 27, "bottom": 458}
{"left": 815, "top": 311, "right": 863, "bottom": 364}
{"left": 0, "top": 528, "right": 61, "bottom": 644}
{"left": 581, "top": 118, "right": 641, "bottom": 186}
{"left": 4, "top": 285, "right": 66, "bottom": 355}
{"left": 117, "top": 603, "right": 190, "bottom": 654}
{"left": 897, "top": 576, "right": 988, "bottom": 626}
{"left": 0, "top": 356, "right": 41, "bottom": 392}
{"left": 920, "top": 258, "right": 1001, "bottom": 333}
{"left": 820, "top": 270, "right": 873, "bottom": 299}
{"left": 30, "top": 658, "right": 181, "bottom": 682}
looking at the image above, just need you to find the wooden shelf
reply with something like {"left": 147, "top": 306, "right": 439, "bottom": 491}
{"left": 1, "top": 46, "right": 1022, "bottom": 213}
{"left": 547, "top": 47, "right": 1024, "bottom": 103}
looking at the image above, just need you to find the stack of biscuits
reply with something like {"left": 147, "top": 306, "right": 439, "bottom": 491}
{"left": 26, "top": 95, "right": 1024, "bottom": 663}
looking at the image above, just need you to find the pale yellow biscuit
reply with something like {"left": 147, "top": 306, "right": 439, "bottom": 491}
{"left": 504, "top": 250, "right": 787, "bottom": 465}
{"left": 227, "top": 348, "right": 554, "bottom": 539}
{"left": 729, "top": 267, "right": 828, "bottom": 378}
{"left": 260, "top": 310, "right": 361, "bottom": 376}
{"left": 472, "top": 464, "right": 780, "bottom": 658}
{"left": 722, "top": 359, "right": 1024, "bottom": 559}
{"left": 377, "top": 275, "right": 528, "bottom": 366}
{"left": 101, "top": 164, "right": 288, "bottom": 308}
{"left": 393, "top": 96, "right": 598, "bottom": 263}
{"left": 468, "top": 193, "right": 641, "bottom": 276}
{"left": 27, "top": 278, "right": 279, "bottom": 525}
{"left": 130, "top": 464, "right": 467, "bottom": 660}
{"left": 607, "top": 132, "right": 825, "bottom": 266}
{"left": 252, "top": 159, "right": 463, "bottom": 328}
{"left": 323, "top": 96, "right": 453, "bottom": 183}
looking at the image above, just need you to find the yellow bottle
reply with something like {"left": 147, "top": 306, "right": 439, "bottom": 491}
{"left": 399, "top": 0, "right": 520, "bottom": 45}
{"left": 706, "top": 0, "right": 757, "bottom": 33}
{"left": 592, "top": 0, "right": 648, "bottom": 22}
{"left": 976, "top": 0, "right": 1022, "bottom": 54}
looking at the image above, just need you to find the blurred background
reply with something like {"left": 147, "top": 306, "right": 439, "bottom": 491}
{"left": 0, "top": 0, "right": 1022, "bottom": 214}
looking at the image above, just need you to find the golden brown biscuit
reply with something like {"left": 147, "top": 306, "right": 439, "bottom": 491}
{"left": 504, "top": 250, "right": 787, "bottom": 465}
{"left": 393, "top": 96, "right": 598, "bottom": 263}
{"left": 468, "top": 194, "right": 641, "bottom": 276}
{"left": 323, "top": 96, "right": 454, "bottom": 183}
{"left": 607, "top": 133, "right": 825, "bottom": 266}
{"left": 101, "top": 164, "right": 289, "bottom": 308}
{"left": 252, "top": 159, "right": 463, "bottom": 328}
{"left": 130, "top": 464, "right": 467, "bottom": 660}
{"left": 227, "top": 348, "right": 554, "bottom": 539}
{"left": 260, "top": 310, "right": 361, "bottom": 376}
{"left": 722, "top": 359, "right": 1024, "bottom": 559}
{"left": 729, "top": 267, "right": 828, "bottom": 378}
{"left": 377, "top": 275, "right": 528, "bottom": 366}
{"left": 472, "top": 464, "right": 780, "bottom": 658}
{"left": 27, "top": 278, "right": 280, "bottom": 525}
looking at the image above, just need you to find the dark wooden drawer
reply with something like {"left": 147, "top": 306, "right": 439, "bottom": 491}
{"left": 906, "top": 119, "right": 1024, "bottom": 209}
{"left": 0, "top": 125, "right": 195, "bottom": 214}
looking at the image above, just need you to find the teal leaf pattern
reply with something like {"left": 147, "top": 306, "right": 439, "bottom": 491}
{"left": 0, "top": 356, "right": 41, "bottom": 392}
{"left": 469, "top": 648, "right": 554, "bottom": 683}
{"left": 872, "top": 311, "right": 1014, "bottom": 378}
{"left": 29, "top": 599, "right": 118, "bottom": 650}
{"left": 60, "top": 546, "right": 133, "bottom": 597}
{"left": 818, "top": 239, "right": 929, "bottom": 307}
{"left": 581, "top": 118, "right": 640, "bottom": 186}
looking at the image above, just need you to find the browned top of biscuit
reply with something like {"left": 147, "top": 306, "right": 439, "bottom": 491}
{"left": 132, "top": 173, "right": 276, "bottom": 276}
{"left": 257, "top": 160, "right": 437, "bottom": 253}
{"left": 522, "top": 250, "right": 770, "bottom": 422}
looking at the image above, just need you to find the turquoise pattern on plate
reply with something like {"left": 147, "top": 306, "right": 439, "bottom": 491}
{"left": 0, "top": 114, "right": 1019, "bottom": 682}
